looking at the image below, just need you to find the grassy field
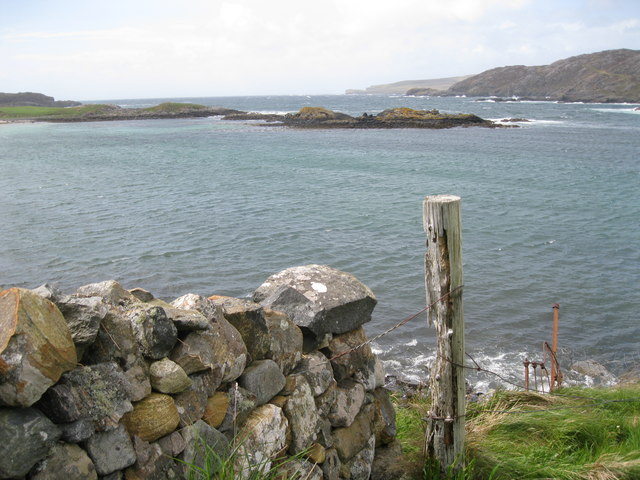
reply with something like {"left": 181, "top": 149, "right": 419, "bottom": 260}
{"left": 394, "top": 384, "right": 640, "bottom": 479}
{"left": 0, "top": 104, "right": 117, "bottom": 119}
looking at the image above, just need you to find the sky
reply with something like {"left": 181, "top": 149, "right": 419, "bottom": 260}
{"left": 1, "top": 0, "right": 639, "bottom": 100}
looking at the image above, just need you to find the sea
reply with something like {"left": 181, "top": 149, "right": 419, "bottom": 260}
{"left": 1, "top": 94, "right": 639, "bottom": 391}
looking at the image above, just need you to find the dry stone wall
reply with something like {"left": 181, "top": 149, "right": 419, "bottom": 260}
{"left": 0, "top": 264, "right": 397, "bottom": 480}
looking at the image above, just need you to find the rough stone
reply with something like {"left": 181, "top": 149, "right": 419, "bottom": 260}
{"left": 57, "top": 295, "right": 108, "bottom": 349}
{"left": 235, "top": 404, "right": 289, "bottom": 476}
{"left": 149, "top": 298, "right": 211, "bottom": 332}
{"left": 203, "top": 391, "right": 229, "bottom": 429}
{"left": 238, "top": 359, "right": 286, "bottom": 405}
{"left": 180, "top": 420, "right": 230, "bottom": 474}
{"left": 306, "top": 442, "right": 326, "bottom": 464}
{"left": 37, "top": 362, "right": 133, "bottom": 430}
{"left": 572, "top": 360, "right": 617, "bottom": 386}
{"left": 157, "top": 430, "right": 187, "bottom": 457}
{"left": 341, "top": 434, "right": 375, "bottom": 480}
{"left": 129, "top": 287, "right": 154, "bottom": 302}
{"left": 325, "top": 327, "right": 375, "bottom": 382}
{"left": 276, "top": 459, "right": 323, "bottom": 480}
{"left": 75, "top": 280, "right": 137, "bottom": 305}
{"left": 150, "top": 357, "right": 192, "bottom": 394}
{"left": 30, "top": 443, "right": 97, "bottom": 480}
{"left": 84, "top": 424, "right": 137, "bottom": 476}
{"left": 171, "top": 293, "right": 222, "bottom": 323}
{"left": 31, "top": 283, "right": 64, "bottom": 303}
{"left": 296, "top": 351, "right": 335, "bottom": 396}
{"left": 328, "top": 379, "right": 366, "bottom": 427}
{"left": 81, "top": 309, "right": 140, "bottom": 370}
{"left": 60, "top": 417, "right": 95, "bottom": 443}
{"left": 0, "top": 407, "right": 62, "bottom": 478}
{"left": 123, "top": 359, "right": 152, "bottom": 402}
{"left": 354, "top": 355, "right": 386, "bottom": 391}
{"left": 371, "top": 439, "right": 414, "bottom": 480}
{"left": 0, "top": 288, "right": 77, "bottom": 407}
{"left": 127, "top": 305, "right": 177, "bottom": 360}
{"left": 124, "top": 435, "right": 183, "bottom": 480}
{"left": 253, "top": 264, "right": 377, "bottom": 336}
{"left": 218, "top": 385, "right": 257, "bottom": 433}
{"left": 372, "top": 387, "right": 397, "bottom": 446}
{"left": 282, "top": 375, "right": 319, "bottom": 454}
{"left": 170, "top": 318, "right": 247, "bottom": 381}
{"left": 321, "top": 448, "right": 341, "bottom": 480}
{"left": 315, "top": 381, "right": 338, "bottom": 418}
{"left": 123, "top": 393, "right": 180, "bottom": 442}
{"left": 332, "top": 403, "right": 375, "bottom": 461}
{"left": 190, "top": 368, "right": 223, "bottom": 397}
{"left": 174, "top": 388, "right": 207, "bottom": 427}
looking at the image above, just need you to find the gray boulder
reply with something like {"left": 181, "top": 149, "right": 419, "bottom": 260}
{"left": 325, "top": 327, "right": 375, "bottom": 382}
{"left": 328, "top": 379, "right": 366, "bottom": 428}
{"left": 56, "top": 295, "right": 108, "bottom": 349}
{"left": 282, "top": 375, "right": 319, "bottom": 454}
{"left": 126, "top": 305, "right": 177, "bottom": 360}
{"left": 180, "top": 420, "right": 230, "bottom": 474}
{"left": 253, "top": 264, "right": 377, "bottom": 337}
{"left": 74, "top": 280, "right": 136, "bottom": 305}
{"left": 83, "top": 424, "right": 137, "bottom": 476}
{"left": 37, "top": 362, "right": 133, "bottom": 430}
{"left": 0, "top": 407, "right": 62, "bottom": 478}
{"left": 238, "top": 359, "right": 286, "bottom": 406}
{"left": 149, "top": 357, "right": 192, "bottom": 394}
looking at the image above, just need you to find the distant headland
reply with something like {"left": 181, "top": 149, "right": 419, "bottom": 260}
{"left": 348, "top": 49, "right": 640, "bottom": 103}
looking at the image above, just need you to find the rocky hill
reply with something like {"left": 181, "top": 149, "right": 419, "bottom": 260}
{"left": 0, "top": 92, "right": 81, "bottom": 107}
{"left": 345, "top": 75, "right": 471, "bottom": 95}
{"left": 446, "top": 49, "right": 640, "bottom": 103}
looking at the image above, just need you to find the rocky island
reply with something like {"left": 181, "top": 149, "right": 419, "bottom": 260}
{"left": 0, "top": 100, "right": 499, "bottom": 129}
{"left": 224, "top": 106, "right": 496, "bottom": 129}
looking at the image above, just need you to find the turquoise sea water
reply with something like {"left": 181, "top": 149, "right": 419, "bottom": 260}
{"left": 1, "top": 95, "right": 639, "bottom": 388}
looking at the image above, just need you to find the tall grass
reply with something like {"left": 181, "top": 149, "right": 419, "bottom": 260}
{"left": 393, "top": 384, "right": 640, "bottom": 480}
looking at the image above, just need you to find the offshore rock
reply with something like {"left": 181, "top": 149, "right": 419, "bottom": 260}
{"left": 149, "top": 357, "right": 192, "bottom": 394}
{"left": 30, "top": 443, "right": 98, "bottom": 480}
{"left": 126, "top": 305, "right": 177, "bottom": 360}
{"left": 0, "top": 288, "right": 77, "bottom": 407}
{"left": 325, "top": 327, "right": 375, "bottom": 382}
{"left": 282, "top": 375, "right": 319, "bottom": 454}
{"left": 37, "top": 362, "right": 133, "bottom": 430}
{"left": 0, "top": 407, "right": 62, "bottom": 478}
{"left": 253, "top": 264, "right": 377, "bottom": 337}
{"left": 238, "top": 359, "right": 286, "bottom": 406}
{"left": 123, "top": 393, "right": 180, "bottom": 442}
{"left": 83, "top": 424, "right": 137, "bottom": 476}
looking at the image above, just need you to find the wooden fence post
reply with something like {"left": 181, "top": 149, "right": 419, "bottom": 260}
{"left": 423, "top": 195, "right": 465, "bottom": 473}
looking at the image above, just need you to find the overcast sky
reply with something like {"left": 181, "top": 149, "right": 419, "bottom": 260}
{"left": 1, "top": 0, "right": 639, "bottom": 100}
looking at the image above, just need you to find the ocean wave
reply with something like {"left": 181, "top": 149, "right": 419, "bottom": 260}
{"left": 591, "top": 107, "right": 640, "bottom": 115}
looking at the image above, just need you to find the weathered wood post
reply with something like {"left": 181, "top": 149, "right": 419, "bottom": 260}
{"left": 423, "top": 195, "right": 465, "bottom": 473}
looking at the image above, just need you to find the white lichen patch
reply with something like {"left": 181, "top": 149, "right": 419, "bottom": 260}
{"left": 311, "top": 282, "right": 328, "bottom": 293}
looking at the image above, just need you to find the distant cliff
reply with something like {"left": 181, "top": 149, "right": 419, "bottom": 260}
{"left": 0, "top": 92, "right": 82, "bottom": 107}
{"left": 345, "top": 75, "right": 471, "bottom": 95}
{"left": 446, "top": 49, "right": 640, "bottom": 103}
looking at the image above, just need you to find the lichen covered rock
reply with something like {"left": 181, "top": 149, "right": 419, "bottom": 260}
{"left": 0, "top": 288, "right": 76, "bottom": 407}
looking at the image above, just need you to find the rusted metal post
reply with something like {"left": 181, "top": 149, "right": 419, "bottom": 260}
{"left": 524, "top": 359, "right": 530, "bottom": 391}
{"left": 423, "top": 195, "right": 465, "bottom": 473}
{"left": 550, "top": 304, "right": 560, "bottom": 392}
